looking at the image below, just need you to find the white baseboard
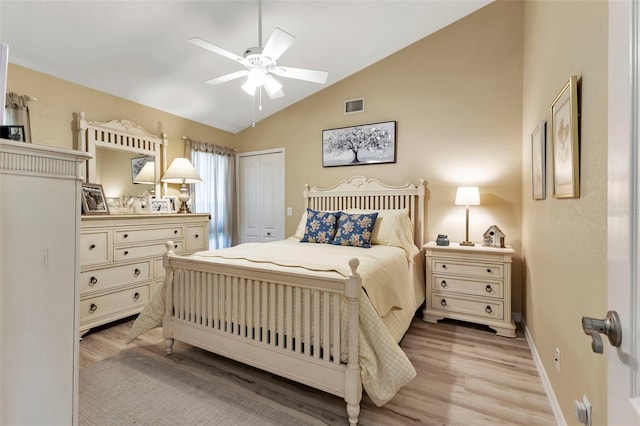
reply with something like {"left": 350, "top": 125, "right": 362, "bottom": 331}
{"left": 521, "top": 318, "right": 567, "bottom": 426}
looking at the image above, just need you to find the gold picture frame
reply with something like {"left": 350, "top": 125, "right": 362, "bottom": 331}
{"left": 531, "top": 120, "right": 546, "bottom": 200}
{"left": 550, "top": 75, "right": 579, "bottom": 199}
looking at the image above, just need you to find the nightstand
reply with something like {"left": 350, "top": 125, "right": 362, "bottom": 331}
{"left": 422, "top": 241, "right": 516, "bottom": 337}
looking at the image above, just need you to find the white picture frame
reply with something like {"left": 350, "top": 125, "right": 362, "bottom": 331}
{"left": 149, "top": 198, "right": 171, "bottom": 214}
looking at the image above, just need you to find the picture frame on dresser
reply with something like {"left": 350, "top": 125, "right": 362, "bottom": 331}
{"left": 550, "top": 75, "right": 580, "bottom": 199}
{"left": 81, "top": 183, "right": 109, "bottom": 215}
{"left": 164, "top": 195, "right": 178, "bottom": 212}
{"left": 531, "top": 120, "right": 546, "bottom": 200}
{"left": 149, "top": 198, "right": 171, "bottom": 214}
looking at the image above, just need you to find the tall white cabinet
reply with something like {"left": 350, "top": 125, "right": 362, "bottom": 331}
{"left": 0, "top": 139, "right": 90, "bottom": 425}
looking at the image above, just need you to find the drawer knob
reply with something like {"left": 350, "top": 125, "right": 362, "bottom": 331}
{"left": 485, "top": 305, "right": 493, "bottom": 314}
{"left": 440, "top": 280, "right": 447, "bottom": 288}
{"left": 440, "top": 299, "right": 447, "bottom": 307}
{"left": 486, "top": 268, "right": 492, "bottom": 273}
{"left": 485, "top": 285, "right": 492, "bottom": 293}
{"left": 174, "top": 230, "right": 178, "bottom": 234}
{"left": 123, "top": 234, "right": 128, "bottom": 239}
{"left": 89, "top": 303, "right": 97, "bottom": 313}
{"left": 89, "top": 276, "right": 98, "bottom": 286}
{"left": 133, "top": 292, "right": 140, "bottom": 301}
{"left": 134, "top": 268, "right": 141, "bottom": 277}
{"left": 441, "top": 264, "right": 447, "bottom": 269}
{"left": 89, "top": 244, "right": 96, "bottom": 250}
{"left": 124, "top": 250, "right": 129, "bottom": 256}
{"left": 195, "top": 234, "right": 199, "bottom": 238}
{"left": 174, "top": 244, "right": 178, "bottom": 249}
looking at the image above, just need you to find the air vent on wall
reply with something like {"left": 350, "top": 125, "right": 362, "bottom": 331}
{"left": 344, "top": 98, "right": 365, "bottom": 114}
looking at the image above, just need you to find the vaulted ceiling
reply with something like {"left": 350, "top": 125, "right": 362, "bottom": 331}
{"left": 1, "top": 1, "right": 491, "bottom": 133}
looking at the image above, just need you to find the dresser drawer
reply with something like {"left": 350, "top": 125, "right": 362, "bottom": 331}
{"left": 114, "top": 226, "right": 183, "bottom": 244}
{"left": 186, "top": 224, "right": 207, "bottom": 251}
{"left": 431, "top": 292, "right": 504, "bottom": 320}
{"left": 80, "top": 261, "right": 151, "bottom": 294}
{"left": 432, "top": 275, "right": 503, "bottom": 299}
{"left": 432, "top": 260, "right": 504, "bottom": 279}
{"left": 79, "top": 284, "right": 149, "bottom": 322}
{"left": 80, "top": 231, "right": 110, "bottom": 266}
{"left": 114, "top": 241, "right": 183, "bottom": 262}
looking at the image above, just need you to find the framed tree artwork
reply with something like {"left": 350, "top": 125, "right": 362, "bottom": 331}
{"left": 322, "top": 121, "right": 396, "bottom": 167}
{"left": 550, "top": 75, "right": 580, "bottom": 199}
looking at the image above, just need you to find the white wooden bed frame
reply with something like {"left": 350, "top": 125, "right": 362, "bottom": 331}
{"left": 161, "top": 176, "right": 425, "bottom": 424}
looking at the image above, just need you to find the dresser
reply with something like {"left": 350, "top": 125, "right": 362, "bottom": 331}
{"left": 1, "top": 139, "right": 90, "bottom": 425}
{"left": 80, "top": 213, "right": 210, "bottom": 335}
{"left": 422, "top": 241, "right": 516, "bottom": 337}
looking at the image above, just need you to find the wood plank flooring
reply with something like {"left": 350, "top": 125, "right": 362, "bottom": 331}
{"left": 79, "top": 316, "right": 556, "bottom": 425}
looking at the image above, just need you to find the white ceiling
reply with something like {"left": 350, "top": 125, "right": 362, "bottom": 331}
{"left": 1, "top": 1, "right": 491, "bottom": 134}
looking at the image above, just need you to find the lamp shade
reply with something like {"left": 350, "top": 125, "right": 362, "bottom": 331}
{"left": 133, "top": 161, "right": 155, "bottom": 184}
{"left": 161, "top": 158, "right": 202, "bottom": 183}
{"left": 455, "top": 186, "right": 480, "bottom": 206}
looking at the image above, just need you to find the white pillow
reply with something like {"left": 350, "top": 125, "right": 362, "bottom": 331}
{"left": 293, "top": 210, "right": 308, "bottom": 238}
{"left": 346, "top": 209, "right": 419, "bottom": 260}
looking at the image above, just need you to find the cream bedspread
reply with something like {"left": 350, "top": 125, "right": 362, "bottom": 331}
{"left": 128, "top": 239, "right": 418, "bottom": 406}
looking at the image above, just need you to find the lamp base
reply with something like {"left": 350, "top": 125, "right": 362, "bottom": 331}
{"left": 177, "top": 200, "right": 191, "bottom": 214}
{"left": 460, "top": 241, "right": 475, "bottom": 246}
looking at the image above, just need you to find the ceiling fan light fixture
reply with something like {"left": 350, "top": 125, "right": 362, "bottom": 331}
{"left": 241, "top": 79, "right": 257, "bottom": 96}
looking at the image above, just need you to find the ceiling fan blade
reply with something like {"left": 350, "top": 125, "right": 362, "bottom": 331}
{"left": 272, "top": 66, "right": 328, "bottom": 84}
{"left": 189, "top": 37, "right": 246, "bottom": 63}
{"left": 205, "top": 70, "right": 249, "bottom": 85}
{"left": 264, "top": 75, "right": 284, "bottom": 99}
{"left": 262, "top": 27, "right": 295, "bottom": 61}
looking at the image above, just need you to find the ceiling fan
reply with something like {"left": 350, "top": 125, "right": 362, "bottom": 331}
{"left": 189, "top": 0, "right": 328, "bottom": 100}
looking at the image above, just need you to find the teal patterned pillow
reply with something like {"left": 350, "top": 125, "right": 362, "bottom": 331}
{"left": 300, "top": 209, "right": 340, "bottom": 243}
{"left": 332, "top": 212, "right": 379, "bottom": 248}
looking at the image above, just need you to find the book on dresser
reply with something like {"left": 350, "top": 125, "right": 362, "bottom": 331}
{"left": 422, "top": 241, "right": 516, "bottom": 337}
{"left": 79, "top": 213, "right": 210, "bottom": 335}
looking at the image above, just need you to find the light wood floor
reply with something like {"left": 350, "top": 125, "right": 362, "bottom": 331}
{"left": 80, "top": 316, "right": 556, "bottom": 425}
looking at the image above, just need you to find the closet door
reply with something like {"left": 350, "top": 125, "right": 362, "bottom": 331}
{"left": 238, "top": 149, "right": 284, "bottom": 243}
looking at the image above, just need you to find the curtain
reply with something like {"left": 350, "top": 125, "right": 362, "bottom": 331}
{"left": 5, "top": 92, "right": 34, "bottom": 142}
{"left": 184, "top": 138, "right": 236, "bottom": 249}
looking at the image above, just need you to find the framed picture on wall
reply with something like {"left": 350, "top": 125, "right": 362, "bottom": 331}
{"left": 531, "top": 120, "right": 546, "bottom": 200}
{"left": 322, "top": 121, "right": 396, "bottom": 167}
{"left": 550, "top": 75, "right": 580, "bottom": 199}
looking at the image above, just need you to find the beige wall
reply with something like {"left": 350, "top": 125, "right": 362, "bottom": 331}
{"left": 521, "top": 1, "right": 608, "bottom": 424}
{"left": 235, "top": 1, "right": 525, "bottom": 312}
{"left": 6, "top": 63, "right": 236, "bottom": 197}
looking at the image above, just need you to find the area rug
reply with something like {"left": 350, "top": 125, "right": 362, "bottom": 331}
{"left": 79, "top": 348, "right": 325, "bottom": 426}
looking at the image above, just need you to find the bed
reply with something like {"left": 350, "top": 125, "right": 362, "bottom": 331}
{"left": 128, "top": 176, "right": 426, "bottom": 425}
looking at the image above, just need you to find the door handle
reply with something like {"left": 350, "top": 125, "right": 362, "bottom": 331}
{"left": 581, "top": 310, "right": 622, "bottom": 354}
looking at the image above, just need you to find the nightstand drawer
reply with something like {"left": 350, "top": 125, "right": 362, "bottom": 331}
{"left": 114, "top": 227, "right": 182, "bottom": 243}
{"left": 432, "top": 260, "right": 503, "bottom": 279}
{"left": 114, "top": 241, "right": 183, "bottom": 261}
{"left": 79, "top": 284, "right": 149, "bottom": 322}
{"left": 431, "top": 292, "right": 504, "bottom": 320}
{"left": 80, "top": 261, "right": 151, "bottom": 293}
{"left": 432, "top": 275, "right": 503, "bottom": 298}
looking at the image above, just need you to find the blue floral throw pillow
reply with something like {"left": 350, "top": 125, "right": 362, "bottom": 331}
{"left": 300, "top": 209, "right": 340, "bottom": 244}
{"left": 332, "top": 212, "right": 378, "bottom": 248}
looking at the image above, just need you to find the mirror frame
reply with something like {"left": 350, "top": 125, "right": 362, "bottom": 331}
{"left": 77, "top": 112, "right": 168, "bottom": 197}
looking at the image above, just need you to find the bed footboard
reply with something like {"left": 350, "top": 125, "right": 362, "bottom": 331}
{"left": 161, "top": 242, "right": 363, "bottom": 425}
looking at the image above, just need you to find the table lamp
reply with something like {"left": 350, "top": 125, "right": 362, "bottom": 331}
{"left": 161, "top": 158, "right": 202, "bottom": 213}
{"left": 455, "top": 186, "right": 480, "bottom": 246}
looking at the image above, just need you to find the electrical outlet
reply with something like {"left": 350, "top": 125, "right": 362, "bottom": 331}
{"left": 554, "top": 347, "right": 561, "bottom": 372}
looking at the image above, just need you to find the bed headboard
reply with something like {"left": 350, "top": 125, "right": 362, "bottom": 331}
{"left": 303, "top": 176, "right": 426, "bottom": 248}
{"left": 77, "top": 112, "right": 168, "bottom": 197}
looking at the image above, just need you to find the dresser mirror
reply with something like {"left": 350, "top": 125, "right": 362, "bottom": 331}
{"left": 78, "top": 112, "right": 168, "bottom": 211}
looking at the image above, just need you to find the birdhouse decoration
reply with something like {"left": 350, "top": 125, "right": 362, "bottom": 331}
{"left": 483, "top": 225, "right": 505, "bottom": 248}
